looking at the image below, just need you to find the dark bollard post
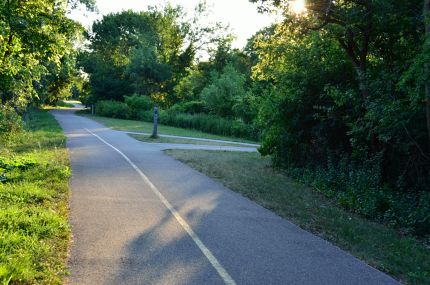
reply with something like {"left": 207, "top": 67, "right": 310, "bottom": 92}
{"left": 151, "top": 106, "right": 158, "bottom": 138}
{"left": 91, "top": 104, "right": 95, "bottom": 115}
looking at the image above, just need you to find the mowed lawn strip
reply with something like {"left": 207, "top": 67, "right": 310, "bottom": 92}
{"left": 165, "top": 150, "right": 430, "bottom": 285}
{"left": 0, "top": 109, "right": 71, "bottom": 284}
{"left": 79, "top": 113, "right": 257, "bottom": 144}
{"left": 129, "top": 134, "right": 255, "bottom": 147}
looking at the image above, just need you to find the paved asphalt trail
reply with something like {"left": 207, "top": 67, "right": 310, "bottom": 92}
{"left": 52, "top": 108, "right": 400, "bottom": 285}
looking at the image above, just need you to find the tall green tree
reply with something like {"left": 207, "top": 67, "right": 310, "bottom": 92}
{"left": 251, "top": 0, "right": 422, "bottom": 100}
{"left": 250, "top": 1, "right": 429, "bottom": 197}
{"left": 82, "top": 7, "right": 195, "bottom": 106}
{"left": 249, "top": 0, "right": 429, "bottom": 235}
{"left": 81, "top": 10, "right": 155, "bottom": 102}
{"left": 252, "top": 24, "right": 355, "bottom": 163}
{"left": 424, "top": 0, "right": 430, "bottom": 147}
{"left": 200, "top": 64, "right": 249, "bottom": 118}
{"left": 0, "top": 0, "right": 94, "bottom": 109}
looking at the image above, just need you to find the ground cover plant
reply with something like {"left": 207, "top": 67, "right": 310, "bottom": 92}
{"left": 166, "top": 150, "right": 430, "bottom": 285}
{"left": 0, "top": 109, "right": 71, "bottom": 284}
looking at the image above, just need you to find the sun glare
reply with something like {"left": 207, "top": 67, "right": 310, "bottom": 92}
{"left": 291, "top": 0, "right": 306, "bottom": 14}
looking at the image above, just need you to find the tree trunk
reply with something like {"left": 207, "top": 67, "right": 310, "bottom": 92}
{"left": 354, "top": 65, "right": 369, "bottom": 100}
{"left": 425, "top": 0, "right": 430, "bottom": 148}
{"left": 1, "top": 0, "right": 13, "bottom": 65}
{"left": 426, "top": 77, "right": 430, "bottom": 149}
{"left": 338, "top": 33, "right": 370, "bottom": 101}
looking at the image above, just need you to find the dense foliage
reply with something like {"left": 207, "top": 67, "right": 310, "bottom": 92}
{"left": 0, "top": 0, "right": 94, "bottom": 110}
{"left": 79, "top": 5, "right": 232, "bottom": 107}
{"left": 250, "top": 0, "right": 430, "bottom": 236}
{"left": 2, "top": 0, "right": 428, "bottom": 240}
{"left": 0, "top": 0, "right": 95, "bottom": 144}
{"left": 78, "top": 2, "right": 430, "bottom": 237}
{"left": 94, "top": 99, "right": 258, "bottom": 140}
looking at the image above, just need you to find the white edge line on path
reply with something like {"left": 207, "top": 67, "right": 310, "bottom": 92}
{"left": 84, "top": 128, "right": 237, "bottom": 285}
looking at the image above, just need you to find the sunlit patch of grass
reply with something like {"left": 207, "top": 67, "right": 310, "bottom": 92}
{"left": 166, "top": 150, "right": 430, "bottom": 285}
{"left": 0, "top": 109, "right": 71, "bottom": 284}
{"left": 43, "top": 101, "right": 75, "bottom": 110}
{"left": 55, "top": 101, "right": 75, "bottom": 108}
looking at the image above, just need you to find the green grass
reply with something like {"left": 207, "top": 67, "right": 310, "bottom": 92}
{"left": 43, "top": 101, "right": 75, "bottom": 110}
{"left": 63, "top": 100, "right": 80, "bottom": 105}
{"left": 79, "top": 113, "right": 257, "bottom": 144}
{"left": 129, "top": 134, "right": 255, "bottom": 147}
{"left": 165, "top": 150, "right": 430, "bottom": 285}
{"left": 0, "top": 109, "right": 71, "bottom": 284}
{"left": 55, "top": 101, "right": 75, "bottom": 108}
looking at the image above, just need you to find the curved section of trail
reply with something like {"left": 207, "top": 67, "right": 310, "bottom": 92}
{"left": 52, "top": 109, "right": 400, "bottom": 285}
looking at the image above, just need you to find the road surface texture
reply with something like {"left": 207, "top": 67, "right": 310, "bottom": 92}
{"left": 52, "top": 108, "right": 400, "bottom": 285}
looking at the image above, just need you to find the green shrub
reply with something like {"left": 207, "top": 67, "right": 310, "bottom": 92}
{"left": 200, "top": 65, "right": 247, "bottom": 118}
{"left": 169, "top": 101, "right": 206, "bottom": 114}
{"left": 135, "top": 110, "right": 153, "bottom": 121}
{"left": 156, "top": 111, "right": 259, "bottom": 140}
{"left": 96, "top": 100, "right": 129, "bottom": 119}
{"left": 125, "top": 94, "right": 154, "bottom": 115}
{"left": 134, "top": 109, "right": 259, "bottom": 140}
{"left": 93, "top": 100, "right": 259, "bottom": 140}
{"left": 0, "top": 106, "right": 22, "bottom": 140}
{"left": 285, "top": 156, "right": 430, "bottom": 237}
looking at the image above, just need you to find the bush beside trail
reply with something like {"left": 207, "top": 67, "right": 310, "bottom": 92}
{"left": 95, "top": 99, "right": 259, "bottom": 141}
{"left": 0, "top": 106, "right": 22, "bottom": 140}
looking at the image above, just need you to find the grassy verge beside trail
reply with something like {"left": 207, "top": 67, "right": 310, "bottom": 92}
{"left": 165, "top": 150, "right": 430, "bottom": 285}
{"left": 55, "top": 101, "right": 75, "bottom": 108}
{"left": 129, "top": 134, "right": 255, "bottom": 147}
{"left": 79, "top": 113, "right": 258, "bottom": 144}
{"left": 0, "top": 109, "right": 71, "bottom": 284}
{"left": 43, "top": 101, "right": 76, "bottom": 110}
